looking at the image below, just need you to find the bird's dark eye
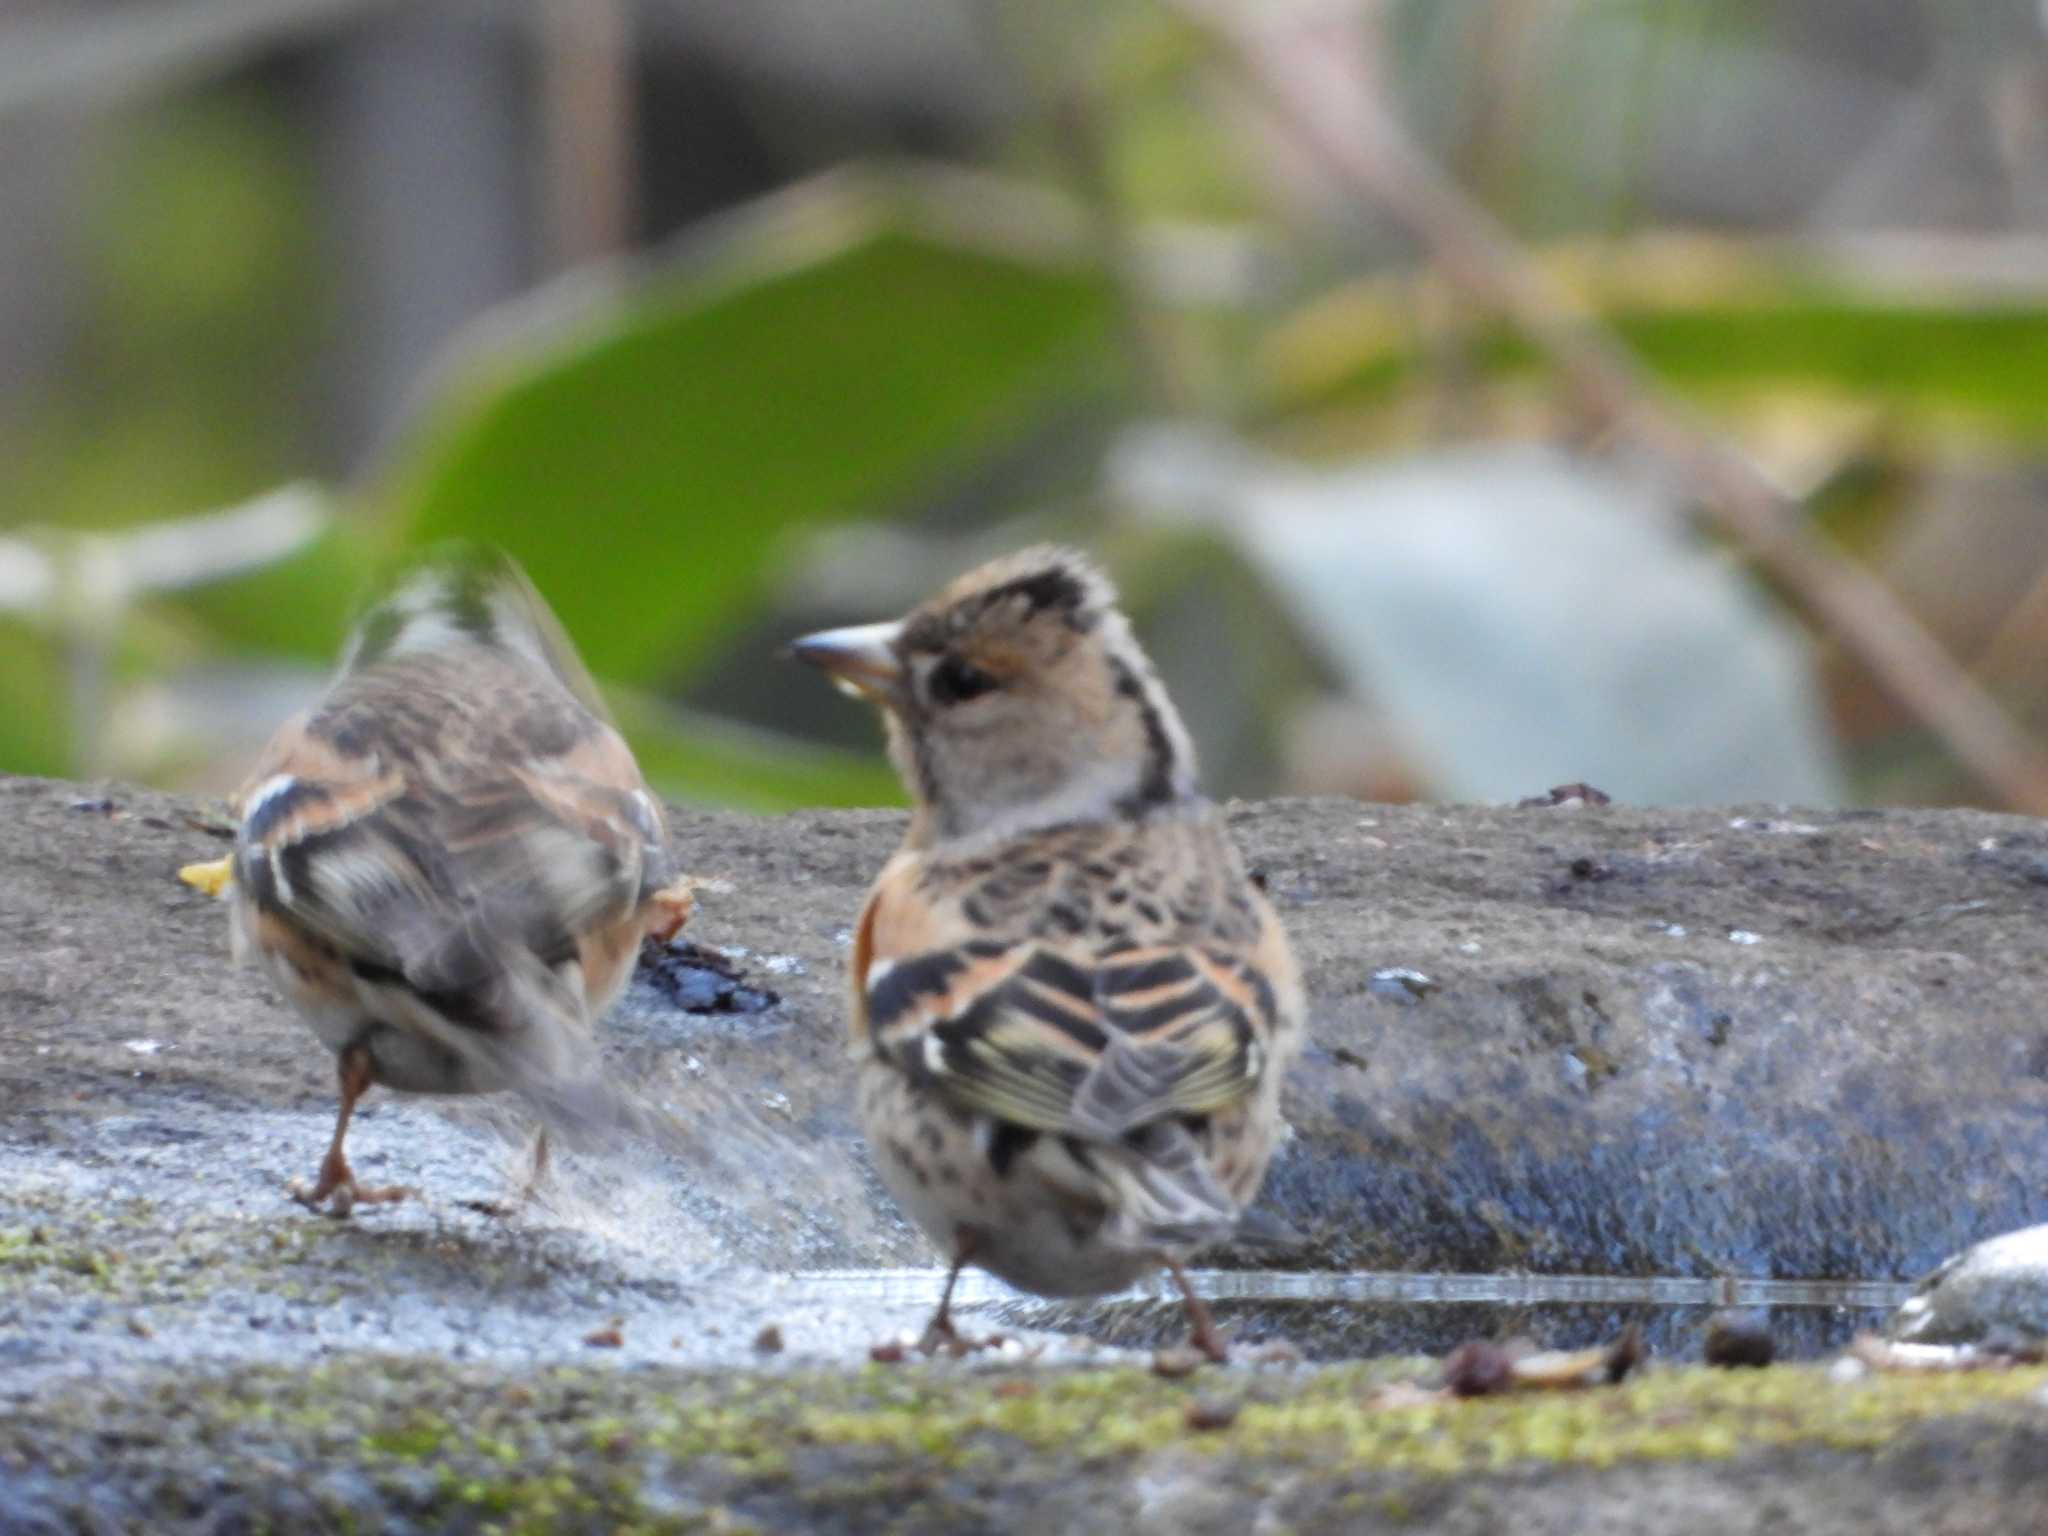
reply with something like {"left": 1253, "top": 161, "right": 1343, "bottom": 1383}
{"left": 928, "top": 654, "right": 998, "bottom": 707}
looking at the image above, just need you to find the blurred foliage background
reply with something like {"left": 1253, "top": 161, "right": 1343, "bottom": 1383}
{"left": 5, "top": 0, "right": 2048, "bottom": 813}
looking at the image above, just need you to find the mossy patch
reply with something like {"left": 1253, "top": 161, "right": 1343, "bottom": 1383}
{"left": 0, "top": 1193, "right": 352, "bottom": 1311}
{"left": 6, "top": 1354, "right": 2046, "bottom": 1531}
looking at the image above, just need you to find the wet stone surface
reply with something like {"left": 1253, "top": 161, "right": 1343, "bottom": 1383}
{"left": 998, "top": 1291, "right": 1885, "bottom": 1365}
{"left": 5, "top": 773, "right": 2048, "bottom": 1526}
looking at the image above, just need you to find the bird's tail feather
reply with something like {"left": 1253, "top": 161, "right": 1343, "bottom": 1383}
{"left": 1096, "top": 1121, "right": 1241, "bottom": 1254}
{"left": 436, "top": 946, "right": 695, "bottom": 1157}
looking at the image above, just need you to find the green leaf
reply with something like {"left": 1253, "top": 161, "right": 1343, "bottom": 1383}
{"left": 1257, "top": 277, "right": 2048, "bottom": 442}
{"left": 1615, "top": 304, "right": 2048, "bottom": 433}
{"left": 0, "top": 623, "right": 70, "bottom": 778}
{"left": 383, "top": 185, "right": 1120, "bottom": 686}
{"left": 608, "top": 690, "right": 903, "bottom": 812}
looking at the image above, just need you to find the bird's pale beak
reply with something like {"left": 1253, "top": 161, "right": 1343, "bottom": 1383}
{"left": 788, "top": 620, "right": 905, "bottom": 703}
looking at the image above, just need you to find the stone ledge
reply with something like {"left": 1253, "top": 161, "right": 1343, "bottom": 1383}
{"left": 6, "top": 1355, "right": 2048, "bottom": 1534}
{"left": 8, "top": 773, "right": 2048, "bottom": 1528}
{"left": 7, "top": 773, "right": 2045, "bottom": 1286}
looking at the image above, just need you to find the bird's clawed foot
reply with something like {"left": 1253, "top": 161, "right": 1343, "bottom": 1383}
{"left": 288, "top": 1152, "right": 411, "bottom": 1218}
{"left": 916, "top": 1311, "right": 1003, "bottom": 1358}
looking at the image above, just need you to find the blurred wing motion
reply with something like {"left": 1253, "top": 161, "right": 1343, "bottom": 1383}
{"left": 230, "top": 545, "right": 673, "bottom": 1139}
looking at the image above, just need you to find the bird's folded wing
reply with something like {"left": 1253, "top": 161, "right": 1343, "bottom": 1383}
{"left": 860, "top": 925, "right": 1277, "bottom": 1142}
{"left": 235, "top": 766, "right": 648, "bottom": 1025}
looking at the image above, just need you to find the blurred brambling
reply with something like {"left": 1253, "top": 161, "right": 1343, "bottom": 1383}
{"left": 793, "top": 546, "right": 1302, "bottom": 1360}
{"left": 216, "top": 545, "right": 691, "bottom": 1215}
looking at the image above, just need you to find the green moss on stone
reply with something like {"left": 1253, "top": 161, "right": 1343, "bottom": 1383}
{"left": 8, "top": 1352, "right": 2046, "bottom": 1530}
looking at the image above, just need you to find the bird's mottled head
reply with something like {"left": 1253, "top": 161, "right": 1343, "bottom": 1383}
{"left": 791, "top": 546, "right": 1198, "bottom": 845}
{"left": 338, "top": 543, "right": 607, "bottom": 717}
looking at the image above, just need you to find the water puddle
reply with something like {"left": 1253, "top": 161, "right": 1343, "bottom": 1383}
{"left": 786, "top": 1268, "right": 1917, "bottom": 1311}
{"left": 785, "top": 1269, "right": 1918, "bottom": 1361}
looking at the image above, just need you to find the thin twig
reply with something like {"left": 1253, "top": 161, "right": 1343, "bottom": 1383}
{"left": 1973, "top": 556, "right": 2048, "bottom": 693}
{"left": 534, "top": 0, "right": 637, "bottom": 271}
{"left": 1168, "top": 0, "right": 2048, "bottom": 815}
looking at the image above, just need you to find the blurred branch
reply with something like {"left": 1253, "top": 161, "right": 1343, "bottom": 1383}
{"left": 533, "top": 0, "right": 636, "bottom": 270}
{"left": 1975, "top": 557, "right": 2048, "bottom": 694}
{"left": 0, "top": 0, "right": 409, "bottom": 119}
{"left": 1046, "top": 84, "right": 1194, "bottom": 414}
{"left": 1168, "top": 0, "right": 2048, "bottom": 815}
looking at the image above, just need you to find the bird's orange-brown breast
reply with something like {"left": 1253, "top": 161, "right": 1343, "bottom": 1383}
{"left": 850, "top": 885, "right": 880, "bottom": 1050}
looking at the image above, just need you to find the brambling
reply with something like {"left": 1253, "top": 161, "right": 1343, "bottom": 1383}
{"left": 792, "top": 546, "right": 1303, "bottom": 1360}
{"left": 218, "top": 545, "right": 691, "bottom": 1215}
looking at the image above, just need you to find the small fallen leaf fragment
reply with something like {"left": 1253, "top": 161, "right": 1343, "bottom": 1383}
{"left": 1368, "top": 1380, "right": 1447, "bottom": 1410}
{"left": 1847, "top": 1333, "right": 2041, "bottom": 1373}
{"left": 1184, "top": 1396, "right": 1241, "bottom": 1431}
{"left": 178, "top": 858, "right": 234, "bottom": 898}
{"left": 1443, "top": 1339, "right": 1516, "bottom": 1397}
{"left": 1511, "top": 1323, "right": 1644, "bottom": 1390}
{"left": 1152, "top": 1345, "right": 1207, "bottom": 1379}
{"left": 1509, "top": 1344, "right": 1612, "bottom": 1389}
{"left": 1441, "top": 1324, "right": 1642, "bottom": 1396}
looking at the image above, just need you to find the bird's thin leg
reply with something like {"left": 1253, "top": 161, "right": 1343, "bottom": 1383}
{"left": 290, "top": 1046, "right": 410, "bottom": 1215}
{"left": 918, "top": 1232, "right": 980, "bottom": 1355}
{"left": 460, "top": 1128, "right": 552, "bottom": 1219}
{"left": 1168, "top": 1259, "right": 1229, "bottom": 1363}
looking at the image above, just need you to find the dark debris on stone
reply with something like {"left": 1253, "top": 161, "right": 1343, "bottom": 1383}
{"left": 1704, "top": 1311, "right": 1775, "bottom": 1369}
{"left": 637, "top": 940, "right": 781, "bottom": 1015}
{"left": 1966, "top": 835, "right": 2048, "bottom": 888}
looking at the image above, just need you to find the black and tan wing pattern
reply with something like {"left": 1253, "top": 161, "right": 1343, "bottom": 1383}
{"left": 853, "top": 811, "right": 1298, "bottom": 1246}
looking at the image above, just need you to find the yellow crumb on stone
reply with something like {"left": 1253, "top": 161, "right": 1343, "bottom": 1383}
{"left": 178, "top": 858, "right": 234, "bottom": 899}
